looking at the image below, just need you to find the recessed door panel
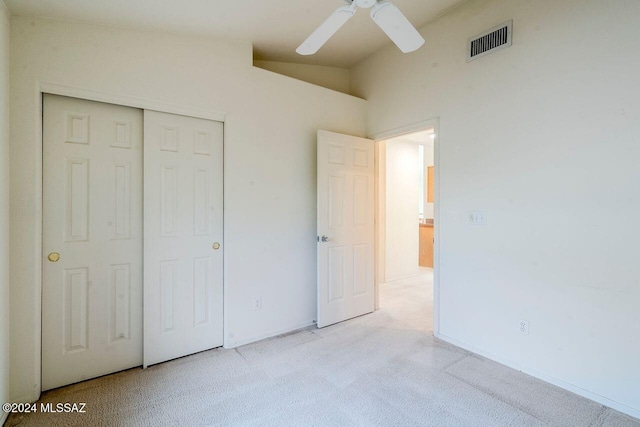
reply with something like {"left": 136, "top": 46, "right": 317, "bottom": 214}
{"left": 328, "top": 175, "right": 345, "bottom": 228}
{"left": 328, "top": 247, "right": 345, "bottom": 302}
{"left": 109, "top": 264, "right": 131, "bottom": 343}
{"left": 65, "top": 158, "right": 89, "bottom": 242}
{"left": 64, "top": 267, "right": 89, "bottom": 353}
{"left": 112, "top": 163, "right": 131, "bottom": 240}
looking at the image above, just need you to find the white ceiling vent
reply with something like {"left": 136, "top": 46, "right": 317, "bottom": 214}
{"left": 467, "top": 20, "right": 512, "bottom": 62}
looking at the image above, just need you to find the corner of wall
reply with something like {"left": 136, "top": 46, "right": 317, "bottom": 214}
{"left": 1, "top": 0, "right": 11, "bottom": 417}
{"left": 252, "top": 59, "right": 354, "bottom": 96}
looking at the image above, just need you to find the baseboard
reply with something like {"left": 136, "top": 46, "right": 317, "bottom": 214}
{"left": 3, "top": 393, "right": 42, "bottom": 426}
{"left": 223, "top": 320, "right": 316, "bottom": 349}
{"left": 435, "top": 332, "right": 640, "bottom": 420}
{"left": 9, "top": 393, "right": 40, "bottom": 405}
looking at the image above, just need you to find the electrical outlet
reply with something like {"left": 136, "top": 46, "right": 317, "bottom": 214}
{"left": 519, "top": 320, "right": 530, "bottom": 336}
{"left": 468, "top": 211, "right": 487, "bottom": 225}
{"left": 253, "top": 296, "right": 262, "bottom": 311}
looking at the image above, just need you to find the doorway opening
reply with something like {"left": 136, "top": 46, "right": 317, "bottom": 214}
{"left": 375, "top": 125, "right": 437, "bottom": 334}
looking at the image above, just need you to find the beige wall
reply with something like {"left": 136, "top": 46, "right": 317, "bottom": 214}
{"left": 352, "top": 0, "right": 640, "bottom": 418}
{"left": 254, "top": 60, "right": 351, "bottom": 94}
{"left": 0, "top": 0, "right": 9, "bottom": 422}
{"left": 10, "top": 16, "right": 366, "bottom": 402}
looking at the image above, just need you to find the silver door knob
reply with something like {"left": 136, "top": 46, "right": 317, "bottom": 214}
{"left": 321, "top": 236, "right": 330, "bottom": 242}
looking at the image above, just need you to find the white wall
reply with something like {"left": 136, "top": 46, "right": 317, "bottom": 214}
{"left": 0, "top": 1, "right": 10, "bottom": 422}
{"left": 253, "top": 60, "right": 350, "bottom": 94}
{"left": 352, "top": 0, "right": 640, "bottom": 417}
{"left": 9, "top": 17, "right": 366, "bottom": 402}
{"left": 385, "top": 139, "right": 419, "bottom": 281}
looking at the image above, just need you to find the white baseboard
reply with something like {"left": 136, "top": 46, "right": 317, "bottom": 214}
{"left": 435, "top": 332, "right": 640, "bottom": 421}
{"left": 223, "top": 320, "right": 316, "bottom": 349}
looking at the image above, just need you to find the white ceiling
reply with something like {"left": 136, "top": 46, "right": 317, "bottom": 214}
{"left": 6, "top": 0, "right": 466, "bottom": 68}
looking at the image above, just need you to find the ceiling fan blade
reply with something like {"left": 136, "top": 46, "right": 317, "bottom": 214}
{"left": 297, "top": 4, "right": 356, "bottom": 55}
{"left": 370, "top": 1, "right": 425, "bottom": 53}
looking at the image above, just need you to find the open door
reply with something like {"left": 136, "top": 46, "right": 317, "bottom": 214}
{"left": 317, "top": 130, "right": 375, "bottom": 328}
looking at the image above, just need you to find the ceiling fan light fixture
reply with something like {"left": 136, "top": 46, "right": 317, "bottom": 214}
{"left": 371, "top": 1, "right": 425, "bottom": 53}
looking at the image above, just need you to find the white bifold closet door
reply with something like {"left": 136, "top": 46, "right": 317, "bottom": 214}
{"left": 42, "top": 95, "right": 144, "bottom": 390}
{"left": 143, "top": 110, "right": 224, "bottom": 367}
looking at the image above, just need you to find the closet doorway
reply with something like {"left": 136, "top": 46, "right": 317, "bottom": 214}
{"left": 42, "top": 94, "right": 224, "bottom": 390}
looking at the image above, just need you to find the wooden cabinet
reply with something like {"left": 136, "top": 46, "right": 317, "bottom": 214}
{"left": 421, "top": 165, "right": 435, "bottom": 268}
{"left": 419, "top": 224, "right": 434, "bottom": 268}
{"left": 427, "top": 166, "right": 434, "bottom": 203}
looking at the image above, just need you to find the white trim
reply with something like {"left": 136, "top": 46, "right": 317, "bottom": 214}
{"left": 223, "top": 320, "right": 315, "bottom": 349}
{"left": 371, "top": 118, "right": 440, "bottom": 335}
{"left": 371, "top": 119, "right": 439, "bottom": 141}
{"left": 7, "top": 393, "right": 36, "bottom": 405}
{"left": 34, "top": 82, "right": 228, "bottom": 400}
{"left": 432, "top": 120, "right": 441, "bottom": 335}
{"left": 32, "top": 84, "right": 44, "bottom": 403}
{"left": 0, "top": 0, "right": 11, "bottom": 408}
{"left": 373, "top": 140, "right": 386, "bottom": 309}
{"left": 39, "top": 82, "right": 227, "bottom": 122}
{"left": 435, "top": 332, "right": 640, "bottom": 420}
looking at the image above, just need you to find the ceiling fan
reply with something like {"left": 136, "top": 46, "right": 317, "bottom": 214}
{"left": 296, "top": 0, "right": 425, "bottom": 56}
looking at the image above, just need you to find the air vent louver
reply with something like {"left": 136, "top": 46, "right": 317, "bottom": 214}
{"left": 467, "top": 20, "right": 512, "bottom": 62}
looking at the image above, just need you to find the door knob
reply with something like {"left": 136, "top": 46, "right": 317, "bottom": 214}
{"left": 48, "top": 252, "right": 60, "bottom": 262}
{"left": 212, "top": 242, "right": 221, "bottom": 250}
{"left": 321, "top": 236, "right": 330, "bottom": 242}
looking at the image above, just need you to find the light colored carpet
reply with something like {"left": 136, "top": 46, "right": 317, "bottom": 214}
{"left": 6, "top": 268, "right": 639, "bottom": 426}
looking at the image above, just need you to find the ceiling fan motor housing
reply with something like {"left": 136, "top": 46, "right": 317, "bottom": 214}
{"left": 354, "top": 0, "right": 378, "bottom": 9}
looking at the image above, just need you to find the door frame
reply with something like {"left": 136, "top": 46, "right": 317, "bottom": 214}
{"left": 371, "top": 117, "right": 441, "bottom": 335}
{"left": 36, "top": 82, "right": 227, "bottom": 394}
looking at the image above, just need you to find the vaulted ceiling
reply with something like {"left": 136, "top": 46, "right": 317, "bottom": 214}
{"left": 6, "top": 0, "right": 467, "bottom": 68}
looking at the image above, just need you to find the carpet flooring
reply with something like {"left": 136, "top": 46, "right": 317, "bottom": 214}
{"left": 6, "top": 268, "right": 639, "bottom": 426}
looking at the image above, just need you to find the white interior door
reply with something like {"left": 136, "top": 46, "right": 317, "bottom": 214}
{"left": 143, "top": 110, "right": 224, "bottom": 367}
{"left": 317, "top": 130, "right": 375, "bottom": 328}
{"left": 42, "top": 95, "right": 143, "bottom": 390}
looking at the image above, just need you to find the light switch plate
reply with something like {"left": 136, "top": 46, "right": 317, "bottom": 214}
{"left": 468, "top": 211, "right": 487, "bottom": 225}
